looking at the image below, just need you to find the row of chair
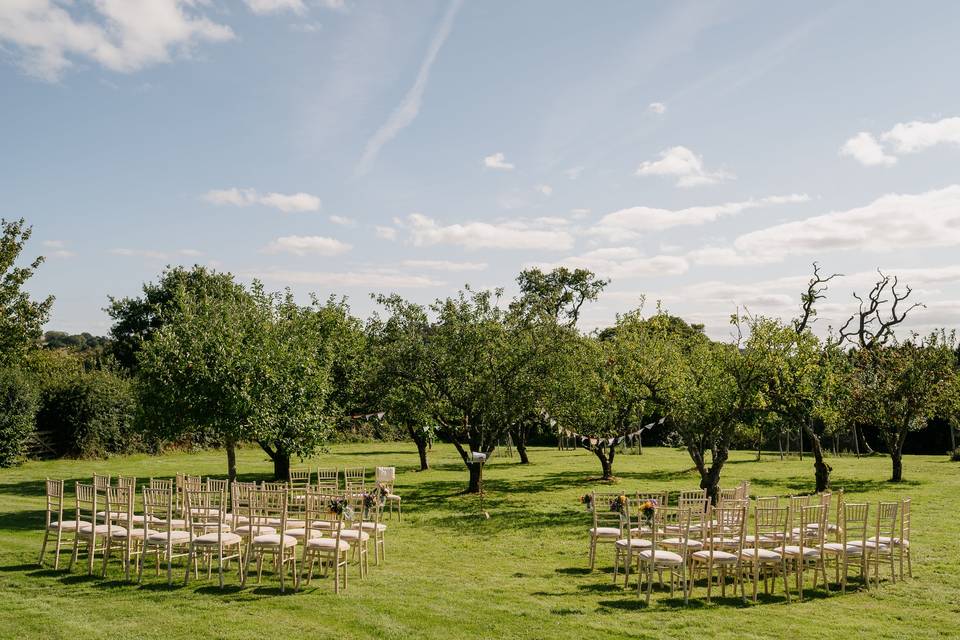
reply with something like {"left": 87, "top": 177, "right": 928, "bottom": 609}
{"left": 586, "top": 487, "right": 912, "bottom": 605}
{"left": 289, "top": 467, "right": 402, "bottom": 522}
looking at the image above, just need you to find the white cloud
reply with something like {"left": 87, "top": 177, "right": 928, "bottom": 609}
{"left": 255, "top": 268, "right": 444, "bottom": 289}
{"left": 355, "top": 0, "right": 462, "bottom": 175}
{"left": 839, "top": 132, "right": 897, "bottom": 167}
{"left": 691, "top": 185, "right": 960, "bottom": 265}
{"left": 534, "top": 247, "right": 689, "bottom": 280}
{"left": 564, "top": 166, "right": 584, "bottom": 180}
{"left": 570, "top": 208, "right": 591, "bottom": 219}
{"left": 592, "top": 193, "right": 808, "bottom": 240}
{"left": 882, "top": 116, "right": 960, "bottom": 154}
{"left": 635, "top": 145, "right": 734, "bottom": 187}
{"left": 329, "top": 215, "right": 356, "bottom": 226}
{"left": 401, "top": 259, "right": 487, "bottom": 272}
{"left": 406, "top": 213, "right": 574, "bottom": 251}
{"left": 262, "top": 235, "right": 352, "bottom": 257}
{"left": 202, "top": 187, "right": 321, "bottom": 213}
{"left": 647, "top": 102, "right": 667, "bottom": 115}
{"left": 840, "top": 116, "right": 960, "bottom": 167}
{"left": 245, "top": 0, "right": 306, "bottom": 15}
{"left": 536, "top": 184, "right": 553, "bottom": 196}
{"left": 42, "top": 239, "right": 75, "bottom": 258}
{"left": 0, "top": 0, "right": 234, "bottom": 81}
{"left": 375, "top": 226, "right": 397, "bottom": 241}
{"left": 483, "top": 152, "right": 514, "bottom": 171}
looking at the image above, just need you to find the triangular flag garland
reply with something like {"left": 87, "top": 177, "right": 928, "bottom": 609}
{"left": 557, "top": 417, "right": 665, "bottom": 450}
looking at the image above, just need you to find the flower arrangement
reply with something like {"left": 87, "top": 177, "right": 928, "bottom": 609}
{"left": 580, "top": 494, "right": 593, "bottom": 511}
{"left": 363, "top": 484, "right": 387, "bottom": 512}
{"left": 328, "top": 497, "right": 348, "bottom": 516}
{"left": 639, "top": 498, "right": 658, "bottom": 523}
{"left": 609, "top": 494, "right": 628, "bottom": 515}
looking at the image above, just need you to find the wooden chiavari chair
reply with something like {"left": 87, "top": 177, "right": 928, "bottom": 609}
{"left": 587, "top": 492, "right": 625, "bottom": 571}
{"left": 101, "top": 485, "right": 145, "bottom": 581}
{"left": 353, "top": 488, "right": 387, "bottom": 565}
{"left": 740, "top": 506, "right": 790, "bottom": 602}
{"left": 233, "top": 482, "right": 275, "bottom": 539}
{"left": 375, "top": 466, "right": 402, "bottom": 522}
{"left": 857, "top": 501, "right": 898, "bottom": 587}
{"left": 691, "top": 504, "right": 746, "bottom": 602}
{"left": 629, "top": 492, "right": 666, "bottom": 537}
{"left": 638, "top": 506, "right": 694, "bottom": 604}
{"left": 613, "top": 497, "right": 652, "bottom": 587}
{"left": 780, "top": 503, "right": 829, "bottom": 600}
{"left": 339, "top": 491, "right": 371, "bottom": 578}
{"left": 184, "top": 488, "right": 243, "bottom": 588}
{"left": 244, "top": 489, "right": 297, "bottom": 592}
{"left": 299, "top": 490, "right": 350, "bottom": 593}
{"left": 821, "top": 502, "right": 869, "bottom": 593}
{"left": 289, "top": 468, "right": 312, "bottom": 491}
{"left": 38, "top": 479, "right": 77, "bottom": 569}
{"left": 69, "top": 482, "right": 109, "bottom": 574}
{"left": 754, "top": 496, "right": 779, "bottom": 509}
{"left": 868, "top": 497, "right": 911, "bottom": 580}
{"left": 139, "top": 486, "right": 191, "bottom": 585}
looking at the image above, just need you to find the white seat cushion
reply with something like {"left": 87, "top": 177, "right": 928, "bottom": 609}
{"left": 152, "top": 518, "right": 188, "bottom": 529}
{"left": 589, "top": 527, "right": 621, "bottom": 538}
{"left": 48, "top": 519, "right": 89, "bottom": 531}
{"left": 660, "top": 537, "right": 703, "bottom": 550}
{"left": 192, "top": 532, "right": 242, "bottom": 546}
{"left": 868, "top": 536, "right": 908, "bottom": 547}
{"left": 821, "top": 542, "right": 864, "bottom": 556}
{"left": 112, "top": 527, "right": 156, "bottom": 538}
{"left": 740, "top": 548, "right": 782, "bottom": 561}
{"left": 357, "top": 522, "right": 387, "bottom": 532}
{"left": 743, "top": 534, "right": 772, "bottom": 544}
{"left": 306, "top": 537, "right": 350, "bottom": 552}
{"left": 629, "top": 526, "right": 652, "bottom": 535}
{"left": 339, "top": 529, "right": 369, "bottom": 542}
{"left": 780, "top": 545, "right": 822, "bottom": 558}
{"left": 234, "top": 524, "right": 276, "bottom": 536}
{"left": 77, "top": 523, "right": 112, "bottom": 535}
{"left": 266, "top": 518, "right": 306, "bottom": 528}
{"left": 285, "top": 528, "right": 323, "bottom": 539}
{"left": 691, "top": 549, "right": 738, "bottom": 563}
{"left": 848, "top": 540, "right": 890, "bottom": 550}
{"left": 615, "top": 538, "right": 652, "bottom": 549}
{"left": 386, "top": 494, "right": 401, "bottom": 501}
{"left": 145, "top": 530, "right": 191, "bottom": 545}
{"left": 637, "top": 549, "right": 684, "bottom": 564}
{"left": 252, "top": 533, "right": 297, "bottom": 548}
{"left": 705, "top": 536, "right": 741, "bottom": 548}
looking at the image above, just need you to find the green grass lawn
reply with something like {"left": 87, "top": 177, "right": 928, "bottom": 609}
{"left": 1, "top": 444, "right": 958, "bottom": 639}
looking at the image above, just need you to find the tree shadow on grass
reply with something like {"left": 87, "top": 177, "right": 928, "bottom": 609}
{"left": 0, "top": 509, "right": 50, "bottom": 531}
{"left": 750, "top": 476, "right": 921, "bottom": 494}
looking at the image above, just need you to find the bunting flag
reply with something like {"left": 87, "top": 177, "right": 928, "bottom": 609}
{"left": 559, "top": 417, "right": 665, "bottom": 451}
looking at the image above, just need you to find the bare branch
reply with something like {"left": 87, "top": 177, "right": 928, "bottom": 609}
{"left": 839, "top": 269, "right": 925, "bottom": 349}
{"left": 794, "top": 261, "right": 842, "bottom": 334}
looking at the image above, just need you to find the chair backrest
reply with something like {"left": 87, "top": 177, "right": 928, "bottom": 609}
{"left": 755, "top": 496, "right": 779, "bottom": 509}
{"left": 117, "top": 475, "right": 136, "bottom": 491}
{"left": 707, "top": 504, "right": 745, "bottom": 561}
{"left": 678, "top": 496, "right": 710, "bottom": 516}
{"left": 45, "top": 479, "right": 65, "bottom": 527}
{"left": 317, "top": 468, "right": 339, "bottom": 490}
{"left": 754, "top": 506, "right": 789, "bottom": 550}
{"left": 900, "top": 497, "right": 911, "bottom": 543}
{"left": 839, "top": 502, "right": 869, "bottom": 547}
{"left": 719, "top": 487, "right": 738, "bottom": 502}
{"left": 737, "top": 480, "right": 751, "bottom": 500}
{"left": 75, "top": 482, "right": 97, "bottom": 526}
{"left": 375, "top": 466, "right": 395, "bottom": 490}
{"left": 788, "top": 495, "right": 811, "bottom": 531}
{"left": 876, "top": 501, "right": 899, "bottom": 541}
{"left": 306, "top": 489, "right": 345, "bottom": 547}
{"left": 289, "top": 468, "right": 312, "bottom": 489}
{"left": 636, "top": 492, "right": 668, "bottom": 510}
{"left": 678, "top": 488, "right": 707, "bottom": 503}
{"left": 797, "top": 504, "right": 826, "bottom": 549}
{"left": 143, "top": 486, "right": 174, "bottom": 525}
{"left": 260, "top": 481, "right": 287, "bottom": 492}
{"left": 249, "top": 489, "right": 289, "bottom": 537}
{"left": 93, "top": 473, "right": 111, "bottom": 492}
{"left": 207, "top": 478, "right": 228, "bottom": 494}
{"left": 343, "top": 468, "right": 365, "bottom": 490}
{"left": 185, "top": 489, "right": 227, "bottom": 542}
{"left": 106, "top": 486, "right": 133, "bottom": 538}
{"left": 653, "top": 506, "right": 693, "bottom": 562}
{"left": 591, "top": 492, "right": 626, "bottom": 535}
{"left": 149, "top": 478, "right": 173, "bottom": 491}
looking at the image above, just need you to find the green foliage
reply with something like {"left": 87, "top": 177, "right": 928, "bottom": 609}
{"left": 515, "top": 267, "right": 608, "bottom": 327}
{"left": 32, "top": 357, "right": 138, "bottom": 458}
{"left": 0, "top": 218, "right": 54, "bottom": 366}
{"left": 0, "top": 368, "right": 38, "bottom": 467}
{"left": 105, "top": 265, "right": 248, "bottom": 370}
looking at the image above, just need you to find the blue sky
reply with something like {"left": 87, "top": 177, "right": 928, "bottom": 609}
{"left": 3, "top": 0, "right": 960, "bottom": 338}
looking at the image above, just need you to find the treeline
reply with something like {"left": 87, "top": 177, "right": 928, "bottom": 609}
{"left": 2, "top": 217, "right": 959, "bottom": 498}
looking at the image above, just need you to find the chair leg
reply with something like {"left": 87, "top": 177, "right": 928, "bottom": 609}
{"left": 38, "top": 529, "right": 50, "bottom": 567}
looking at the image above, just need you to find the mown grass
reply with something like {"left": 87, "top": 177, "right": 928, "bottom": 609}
{"left": 1, "top": 444, "right": 958, "bottom": 639}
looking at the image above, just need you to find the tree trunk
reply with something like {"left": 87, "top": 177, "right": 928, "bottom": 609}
{"left": 592, "top": 445, "right": 614, "bottom": 480}
{"left": 510, "top": 427, "right": 530, "bottom": 465}
{"left": 890, "top": 432, "right": 906, "bottom": 482}
{"left": 257, "top": 441, "right": 291, "bottom": 480}
{"left": 807, "top": 429, "right": 832, "bottom": 493}
{"left": 467, "top": 461, "right": 483, "bottom": 493}
{"left": 851, "top": 424, "right": 860, "bottom": 457}
{"left": 225, "top": 438, "right": 237, "bottom": 484}
{"left": 407, "top": 426, "right": 430, "bottom": 471}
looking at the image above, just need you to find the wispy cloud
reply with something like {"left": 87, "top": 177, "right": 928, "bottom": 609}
{"left": 109, "top": 248, "right": 203, "bottom": 261}
{"left": 401, "top": 259, "right": 487, "bottom": 272}
{"left": 406, "top": 213, "right": 574, "bottom": 251}
{"left": 355, "top": 0, "right": 463, "bottom": 175}
{"left": 647, "top": 102, "right": 667, "bottom": 115}
{"left": 840, "top": 132, "right": 897, "bottom": 167}
{"left": 635, "top": 146, "right": 734, "bottom": 188}
{"left": 262, "top": 235, "right": 352, "bottom": 256}
{"left": 245, "top": 0, "right": 306, "bottom": 15}
{"left": 203, "top": 188, "right": 321, "bottom": 213}
{"left": 42, "top": 239, "right": 76, "bottom": 258}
